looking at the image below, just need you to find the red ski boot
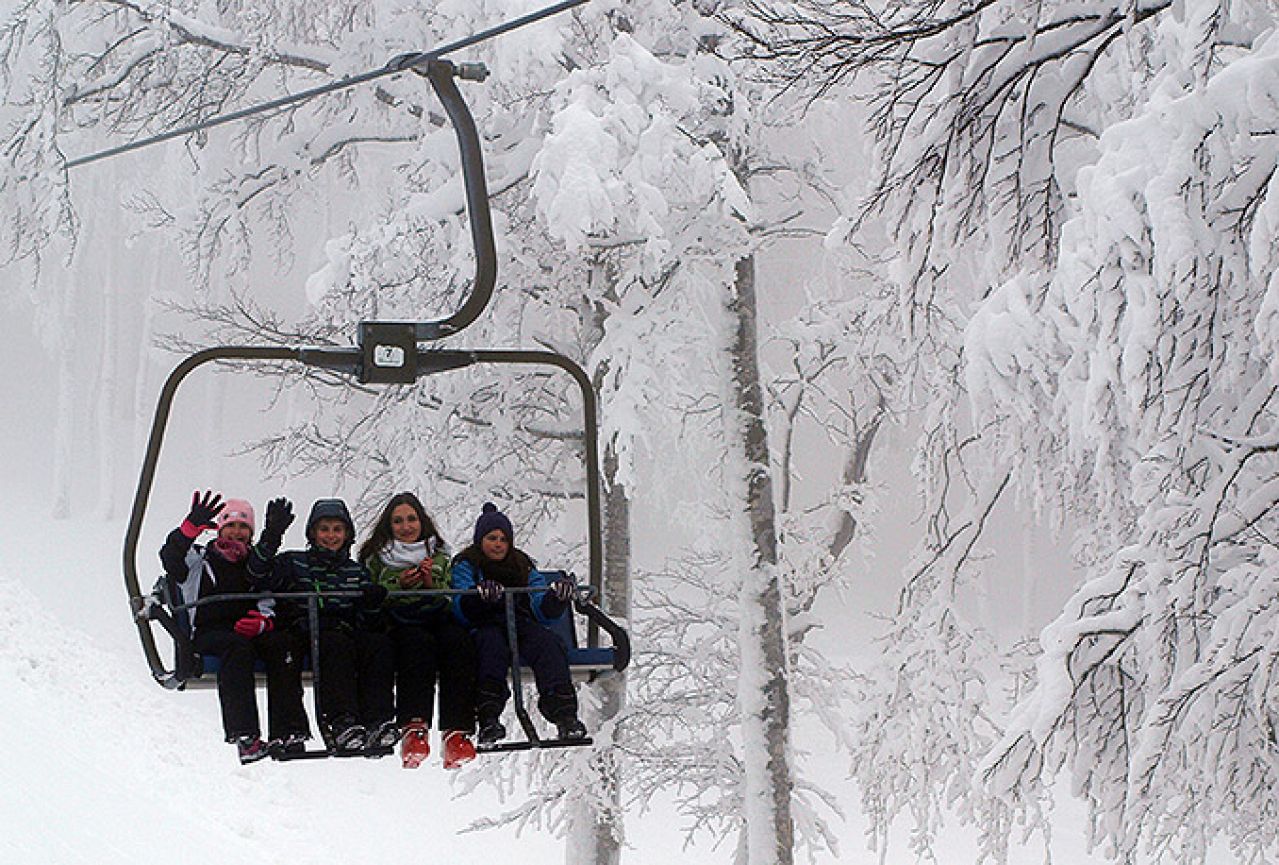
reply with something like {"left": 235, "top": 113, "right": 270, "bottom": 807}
{"left": 442, "top": 730, "right": 477, "bottom": 769}
{"left": 400, "top": 721, "right": 430, "bottom": 769}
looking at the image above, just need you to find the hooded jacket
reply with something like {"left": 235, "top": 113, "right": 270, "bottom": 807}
{"left": 268, "top": 499, "right": 376, "bottom": 632}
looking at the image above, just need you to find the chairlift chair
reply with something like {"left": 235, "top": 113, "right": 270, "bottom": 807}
{"left": 98, "top": 29, "right": 629, "bottom": 759}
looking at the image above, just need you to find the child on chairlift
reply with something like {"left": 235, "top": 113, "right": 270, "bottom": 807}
{"left": 450, "top": 502, "right": 587, "bottom": 745}
{"left": 359, "top": 491, "right": 478, "bottom": 769}
{"left": 268, "top": 498, "right": 397, "bottom": 755}
{"left": 159, "top": 491, "right": 309, "bottom": 764}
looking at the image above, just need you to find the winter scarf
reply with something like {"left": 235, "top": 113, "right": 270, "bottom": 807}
{"left": 379, "top": 539, "right": 429, "bottom": 571}
{"left": 458, "top": 546, "right": 534, "bottom": 588}
{"left": 212, "top": 537, "right": 249, "bottom": 564}
{"left": 366, "top": 540, "right": 451, "bottom": 623}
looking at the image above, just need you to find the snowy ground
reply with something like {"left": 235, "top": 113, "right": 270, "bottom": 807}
{"left": 0, "top": 488, "right": 549, "bottom": 864}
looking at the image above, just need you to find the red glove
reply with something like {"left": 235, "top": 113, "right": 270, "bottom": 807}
{"left": 233, "top": 610, "right": 274, "bottom": 638}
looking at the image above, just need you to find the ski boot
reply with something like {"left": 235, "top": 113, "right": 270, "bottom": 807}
{"left": 269, "top": 732, "right": 308, "bottom": 758}
{"left": 369, "top": 719, "right": 401, "bottom": 749}
{"left": 476, "top": 717, "right": 507, "bottom": 746}
{"left": 442, "top": 730, "right": 477, "bottom": 769}
{"left": 236, "top": 735, "right": 269, "bottom": 764}
{"left": 540, "top": 685, "right": 585, "bottom": 741}
{"left": 475, "top": 679, "right": 509, "bottom": 746}
{"left": 331, "top": 717, "right": 367, "bottom": 754}
{"left": 401, "top": 721, "right": 430, "bottom": 769}
{"left": 554, "top": 717, "right": 588, "bottom": 741}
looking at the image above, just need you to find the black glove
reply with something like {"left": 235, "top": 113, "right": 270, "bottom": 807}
{"left": 181, "top": 490, "right": 224, "bottom": 538}
{"left": 360, "top": 583, "right": 389, "bottom": 609}
{"left": 261, "top": 498, "right": 294, "bottom": 543}
{"left": 549, "top": 577, "right": 575, "bottom": 603}
{"left": 477, "top": 580, "right": 504, "bottom": 604}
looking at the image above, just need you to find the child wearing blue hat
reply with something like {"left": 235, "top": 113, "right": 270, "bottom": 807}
{"left": 450, "top": 502, "right": 586, "bottom": 744}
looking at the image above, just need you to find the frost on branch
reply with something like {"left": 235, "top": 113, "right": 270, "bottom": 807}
{"left": 972, "top": 26, "right": 1279, "bottom": 863}
{"left": 0, "top": 1, "right": 76, "bottom": 279}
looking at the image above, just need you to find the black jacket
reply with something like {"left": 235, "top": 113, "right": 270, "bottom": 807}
{"left": 269, "top": 546, "right": 377, "bottom": 633}
{"left": 158, "top": 529, "right": 274, "bottom": 638}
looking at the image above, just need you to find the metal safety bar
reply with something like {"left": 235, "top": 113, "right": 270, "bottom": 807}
{"left": 139, "top": 585, "right": 629, "bottom": 688}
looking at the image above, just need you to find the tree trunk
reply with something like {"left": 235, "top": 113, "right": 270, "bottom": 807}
{"left": 50, "top": 276, "right": 78, "bottom": 519}
{"left": 566, "top": 257, "right": 631, "bottom": 865}
{"left": 131, "top": 252, "right": 161, "bottom": 485}
{"left": 95, "top": 250, "right": 119, "bottom": 518}
{"left": 725, "top": 254, "right": 794, "bottom": 865}
{"left": 826, "top": 407, "right": 883, "bottom": 562}
{"left": 567, "top": 440, "right": 630, "bottom": 865}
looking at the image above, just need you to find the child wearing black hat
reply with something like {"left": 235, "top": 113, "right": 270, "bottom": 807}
{"left": 450, "top": 502, "right": 587, "bottom": 744}
{"left": 269, "top": 498, "right": 397, "bottom": 754}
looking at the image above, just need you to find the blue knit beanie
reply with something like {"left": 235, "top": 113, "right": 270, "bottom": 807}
{"left": 473, "top": 502, "right": 514, "bottom": 547}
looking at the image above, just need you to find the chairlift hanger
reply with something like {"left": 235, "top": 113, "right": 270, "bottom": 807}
{"left": 85, "top": 0, "right": 630, "bottom": 757}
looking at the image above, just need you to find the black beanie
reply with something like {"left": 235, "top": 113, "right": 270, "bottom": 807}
{"left": 473, "top": 502, "right": 514, "bottom": 547}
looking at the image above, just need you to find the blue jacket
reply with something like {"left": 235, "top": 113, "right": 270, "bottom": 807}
{"left": 450, "top": 546, "right": 567, "bottom": 628}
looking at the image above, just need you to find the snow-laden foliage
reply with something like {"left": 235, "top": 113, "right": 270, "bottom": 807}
{"left": 736, "top": 0, "right": 1205, "bottom": 320}
{"left": 2, "top": 0, "right": 886, "bottom": 861}
{"left": 973, "top": 25, "right": 1279, "bottom": 861}
{"left": 0, "top": 0, "right": 75, "bottom": 279}
{"left": 627, "top": 536, "right": 849, "bottom": 860}
{"left": 739, "top": 0, "right": 1279, "bottom": 860}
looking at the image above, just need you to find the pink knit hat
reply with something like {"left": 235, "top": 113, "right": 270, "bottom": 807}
{"left": 217, "top": 499, "right": 255, "bottom": 533}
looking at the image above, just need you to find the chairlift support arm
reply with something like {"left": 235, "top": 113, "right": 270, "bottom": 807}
{"left": 416, "top": 60, "right": 496, "bottom": 340}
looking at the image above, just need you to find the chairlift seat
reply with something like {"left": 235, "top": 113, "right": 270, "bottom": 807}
{"left": 158, "top": 573, "right": 622, "bottom": 688}
{"left": 190, "top": 613, "right": 614, "bottom": 681}
{"left": 546, "top": 608, "right": 617, "bottom": 676}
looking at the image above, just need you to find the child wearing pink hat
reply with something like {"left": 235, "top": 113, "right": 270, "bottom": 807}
{"left": 160, "top": 490, "right": 309, "bottom": 763}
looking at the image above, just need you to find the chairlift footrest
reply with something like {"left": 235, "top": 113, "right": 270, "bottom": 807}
{"left": 475, "top": 736, "right": 593, "bottom": 753}
{"left": 271, "top": 744, "right": 395, "bottom": 761}
{"left": 271, "top": 748, "right": 335, "bottom": 762}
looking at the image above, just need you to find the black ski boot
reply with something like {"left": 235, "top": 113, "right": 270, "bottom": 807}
{"left": 539, "top": 685, "right": 585, "bottom": 740}
{"left": 476, "top": 679, "right": 508, "bottom": 745}
{"left": 555, "top": 716, "right": 588, "bottom": 741}
{"left": 330, "top": 716, "right": 367, "bottom": 754}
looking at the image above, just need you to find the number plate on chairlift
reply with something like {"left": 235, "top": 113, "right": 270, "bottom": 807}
{"left": 359, "top": 322, "right": 419, "bottom": 384}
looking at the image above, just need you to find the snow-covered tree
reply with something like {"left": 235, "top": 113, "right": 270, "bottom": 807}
{"left": 1, "top": 1, "right": 875, "bottom": 862}
{"left": 974, "top": 21, "right": 1279, "bottom": 860}
{"left": 738, "top": 0, "right": 1279, "bottom": 860}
